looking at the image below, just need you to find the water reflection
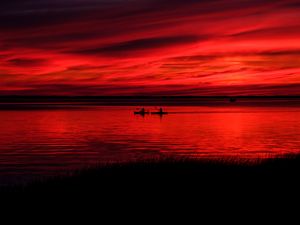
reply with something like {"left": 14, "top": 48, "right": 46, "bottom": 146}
{"left": 0, "top": 105, "right": 300, "bottom": 184}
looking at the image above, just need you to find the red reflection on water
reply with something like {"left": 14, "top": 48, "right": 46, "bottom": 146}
{"left": 0, "top": 106, "right": 300, "bottom": 183}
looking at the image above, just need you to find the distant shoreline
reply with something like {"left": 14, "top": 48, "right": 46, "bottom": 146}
{"left": 1, "top": 96, "right": 300, "bottom": 106}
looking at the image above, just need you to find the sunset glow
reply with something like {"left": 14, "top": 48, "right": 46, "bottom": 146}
{"left": 1, "top": 0, "right": 300, "bottom": 95}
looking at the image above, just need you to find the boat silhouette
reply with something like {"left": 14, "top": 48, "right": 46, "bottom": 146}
{"left": 151, "top": 112, "right": 168, "bottom": 115}
{"left": 134, "top": 107, "right": 168, "bottom": 115}
{"left": 134, "top": 111, "right": 150, "bottom": 115}
{"left": 151, "top": 107, "right": 168, "bottom": 115}
{"left": 134, "top": 108, "right": 150, "bottom": 115}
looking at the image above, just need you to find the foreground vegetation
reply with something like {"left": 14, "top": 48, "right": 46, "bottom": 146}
{"left": 1, "top": 155, "right": 300, "bottom": 199}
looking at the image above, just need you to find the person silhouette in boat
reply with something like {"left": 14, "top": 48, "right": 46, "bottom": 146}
{"left": 135, "top": 107, "right": 147, "bottom": 115}
{"left": 153, "top": 107, "right": 165, "bottom": 114}
{"left": 140, "top": 107, "right": 145, "bottom": 113}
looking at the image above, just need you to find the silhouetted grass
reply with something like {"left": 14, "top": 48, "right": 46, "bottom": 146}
{"left": 1, "top": 155, "right": 300, "bottom": 198}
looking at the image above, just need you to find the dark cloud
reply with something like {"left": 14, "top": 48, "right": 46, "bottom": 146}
{"left": 1, "top": 82, "right": 300, "bottom": 96}
{"left": 232, "top": 26, "right": 300, "bottom": 39}
{"left": 0, "top": 0, "right": 281, "bottom": 30}
{"left": 72, "top": 35, "right": 202, "bottom": 56}
{"left": 259, "top": 50, "right": 300, "bottom": 56}
{"left": 169, "top": 55, "right": 219, "bottom": 61}
{"left": 6, "top": 58, "right": 48, "bottom": 67}
{"left": 283, "top": 1, "right": 300, "bottom": 8}
{"left": 3, "top": 32, "right": 102, "bottom": 49}
{"left": 0, "top": 0, "right": 126, "bottom": 29}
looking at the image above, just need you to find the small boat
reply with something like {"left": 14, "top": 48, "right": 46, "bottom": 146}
{"left": 151, "top": 108, "right": 168, "bottom": 115}
{"left": 134, "top": 108, "right": 149, "bottom": 115}
{"left": 151, "top": 112, "right": 168, "bottom": 115}
{"left": 134, "top": 111, "right": 150, "bottom": 115}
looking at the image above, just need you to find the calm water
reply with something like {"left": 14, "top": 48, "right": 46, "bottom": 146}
{"left": 1, "top": 105, "right": 300, "bottom": 184}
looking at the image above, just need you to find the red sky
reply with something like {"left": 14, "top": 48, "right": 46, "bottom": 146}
{"left": 1, "top": 0, "right": 300, "bottom": 96}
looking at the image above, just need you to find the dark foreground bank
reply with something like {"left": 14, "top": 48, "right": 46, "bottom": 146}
{"left": 1, "top": 155, "right": 300, "bottom": 198}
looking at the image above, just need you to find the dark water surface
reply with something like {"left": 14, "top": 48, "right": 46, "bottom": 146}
{"left": 1, "top": 104, "right": 300, "bottom": 185}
